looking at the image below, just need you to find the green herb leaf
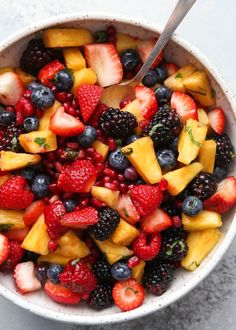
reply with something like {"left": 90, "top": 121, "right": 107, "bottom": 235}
{"left": 115, "top": 138, "right": 122, "bottom": 147}
{"left": 123, "top": 148, "right": 133, "bottom": 156}
{"left": 175, "top": 73, "right": 183, "bottom": 79}
{"left": 185, "top": 126, "right": 202, "bottom": 147}
{"left": 148, "top": 123, "right": 163, "bottom": 136}
{"left": 34, "top": 137, "right": 49, "bottom": 149}
{"left": 123, "top": 208, "right": 130, "bottom": 218}
{"left": 211, "top": 88, "right": 216, "bottom": 98}
{"left": 11, "top": 137, "right": 18, "bottom": 151}
{"left": 0, "top": 224, "right": 14, "bottom": 233}
{"left": 65, "top": 148, "right": 79, "bottom": 161}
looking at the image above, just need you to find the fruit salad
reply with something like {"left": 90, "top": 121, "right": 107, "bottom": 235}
{"left": 0, "top": 25, "right": 235, "bottom": 312}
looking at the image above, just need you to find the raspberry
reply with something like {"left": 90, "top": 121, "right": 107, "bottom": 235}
{"left": 87, "top": 283, "right": 114, "bottom": 310}
{"left": 0, "top": 240, "right": 24, "bottom": 271}
{"left": 44, "top": 200, "right": 67, "bottom": 240}
{"left": 132, "top": 232, "right": 161, "bottom": 261}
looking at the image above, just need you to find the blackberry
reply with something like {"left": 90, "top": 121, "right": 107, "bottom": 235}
{"left": 92, "top": 258, "right": 112, "bottom": 283}
{"left": 161, "top": 200, "right": 181, "bottom": 217}
{"left": 87, "top": 283, "right": 114, "bottom": 310}
{"left": 89, "top": 207, "right": 120, "bottom": 241}
{"left": 144, "top": 105, "right": 182, "bottom": 148}
{"left": 212, "top": 133, "right": 234, "bottom": 168}
{"left": 159, "top": 228, "right": 188, "bottom": 262}
{"left": 0, "top": 123, "right": 21, "bottom": 152}
{"left": 188, "top": 172, "right": 217, "bottom": 200}
{"left": 99, "top": 108, "right": 137, "bottom": 139}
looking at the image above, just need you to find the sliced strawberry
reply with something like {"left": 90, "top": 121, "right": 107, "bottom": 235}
{"left": 38, "top": 60, "right": 64, "bottom": 87}
{"left": 116, "top": 194, "right": 140, "bottom": 224}
{"left": 23, "top": 200, "right": 46, "bottom": 226}
{"left": 208, "top": 107, "right": 226, "bottom": 135}
{"left": 44, "top": 200, "right": 67, "bottom": 240}
{"left": 5, "top": 227, "right": 30, "bottom": 242}
{"left": 0, "top": 240, "right": 24, "bottom": 271}
{"left": 141, "top": 208, "right": 172, "bottom": 233}
{"left": 112, "top": 279, "right": 145, "bottom": 311}
{"left": 165, "top": 63, "right": 179, "bottom": 76}
{"left": 14, "top": 261, "right": 41, "bottom": 294}
{"left": 49, "top": 106, "right": 84, "bottom": 137}
{"left": 204, "top": 176, "right": 236, "bottom": 214}
{"left": 135, "top": 86, "right": 158, "bottom": 120}
{"left": 84, "top": 44, "right": 123, "bottom": 87}
{"left": 61, "top": 207, "right": 98, "bottom": 229}
{"left": 0, "top": 72, "right": 24, "bottom": 106}
{"left": 137, "top": 38, "right": 164, "bottom": 69}
{"left": 44, "top": 280, "right": 81, "bottom": 305}
{"left": 0, "top": 234, "right": 10, "bottom": 265}
{"left": 170, "top": 91, "right": 198, "bottom": 122}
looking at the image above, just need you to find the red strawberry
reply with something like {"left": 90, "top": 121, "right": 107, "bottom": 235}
{"left": 129, "top": 184, "right": 163, "bottom": 217}
{"left": 38, "top": 60, "right": 64, "bottom": 87}
{"left": 57, "top": 159, "right": 97, "bottom": 193}
{"left": 116, "top": 194, "right": 140, "bottom": 224}
{"left": 49, "top": 106, "right": 84, "bottom": 137}
{"left": 14, "top": 261, "right": 41, "bottom": 294}
{"left": 23, "top": 200, "right": 46, "bottom": 226}
{"left": 77, "top": 84, "right": 104, "bottom": 122}
{"left": 170, "top": 91, "right": 198, "bottom": 122}
{"left": 208, "top": 107, "right": 225, "bottom": 135}
{"left": 5, "top": 227, "right": 30, "bottom": 242}
{"left": 204, "top": 177, "right": 236, "bottom": 214}
{"left": 112, "top": 279, "right": 145, "bottom": 311}
{"left": 88, "top": 103, "right": 108, "bottom": 128}
{"left": 0, "top": 72, "right": 24, "bottom": 106}
{"left": 165, "top": 63, "right": 179, "bottom": 76}
{"left": 132, "top": 231, "right": 161, "bottom": 261}
{"left": 0, "top": 234, "right": 10, "bottom": 265}
{"left": 84, "top": 44, "right": 123, "bottom": 87}
{"left": 44, "top": 200, "right": 67, "bottom": 240}
{"left": 0, "top": 240, "right": 24, "bottom": 271}
{"left": 0, "top": 176, "right": 34, "bottom": 210}
{"left": 135, "top": 86, "right": 158, "bottom": 120}
{"left": 141, "top": 208, "right": 172, "bottom": 233}
{"left": 137, "top": 38, "right": 164, "bottom": 69}
{"left": 61, "top": 207, "right": 98, "bottom": 229}
{"left": 44, "top": 280, "right": 81, "bottom": 305}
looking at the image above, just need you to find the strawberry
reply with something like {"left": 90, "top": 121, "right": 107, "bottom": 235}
{"left": 60, "top": 207, "right": 98, "bottom": 229}
{"left": 0, "top": 72, "right": 24, "bottom": 106}
{"left": 84, "top": 44, "right": 123, "bottom": 87}
{"left": 170, "top": 91, "right": 198, "bottom": 122}
{"left": 132, "top": 231, "right": 161, "bottom": 261}
{"left": 44, "top": 200, "right": 67, "bottom": 240}
{"left": 129, "top": 184, "right": 163, "bottom": 217}
{"left": 204, "top": 176, "right": 236, "bottom": 214}
{"left": 57, "top": 159, "right": 97, "bottom": 193}
{"left": 49, "top": 106, "right": 84, "bottom": 137}
{"left": 38, "top": 60, "right": 64, "bottom": 87}
{"left": 165, "top": 62, "right": 179, "bottom": 76}
{"left": 208, "top": 107, "right": 226, "bottom": 135}
{"left": 14, "top": 261, "right": 41, "bottom": 294}
{"left": 141, "top": 208, "right": 172, "bottom": 233}
{"left": 5, "top": 227, "right": 30, "bottom": 242}
{"left": 77, "top": 84, "right": 104, "bottom": 122}
{"left": 112, "top": 279, "right": 145, "bottom": 311}
{"left": 135, "top": 86, "right": 158, "bottom": 120}
{"left": 23, "top": 200, "right": 46, "bottom": 226}
{"left": 0, "top": 176, "right": 34, "bottom": 210}
{"left": 44, "top": 280, "right": 81, "bottom": 305}
{"left": 88, "top": 103, "right": 108, "bottom": 128}
{"left": 116, "top": 194, "right": 140, "bottom": 224}
{"left": 137, "top": 38, "right": 164, "bottom": 69}
{"left": 0, "top": 240, "right": 24, "bottom": 271}
{"left": 0, "top": 234, "right": 10, "bottom": 265}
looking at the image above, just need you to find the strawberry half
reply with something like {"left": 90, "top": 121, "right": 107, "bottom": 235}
{"left": 44, "top": 280, "right": 81, "bottom": 305}
{"left": 137, "top": 38, "right": 164, "bottom": 69}
{"left": 61, "top": 206, "right": 98, "bottom": 229}
{"left": 77, "top": 84, "right": 103, "bottom": 122}
{"left": 14, "top": 261, "right": 41, "bottom": 294}
{"left": 44, "top": 200, "right": 67, "bottom": 240}
{"left": 208, "top": 107, "right": 226, "bottom": 135}
{"left": 0, "top": 240, "right": 24, "bottom": 271}
{"left": 170, "top": 91, "right": 198, "bottom": 122}
{"left": 165, "top": 63, "right": 179, "bottom": 76}
{"left": 116, "top": 194, "right": 140, "bottom": 224}
{"left": 23, "top": 200, "right": 46, "bottom": 226}
{"left": 84, "top": 44, "right": 123, "bottom": 87}
{"left": 49, "top": 106, "right": 84, "bottom": 137}
{"left": 0, "top": 234, "right": 10, "bottom": 265}
{"left": 0, "top": 72, "right": 24, "bottom": 106}
{"left": 141, "top": 208, "right": 172, "bottom": 233}
{"left": 38, "top": 60, "right": 64, "bottom": 87}
{"left": 135, "top": 86, "right": 158, "bottom": 120}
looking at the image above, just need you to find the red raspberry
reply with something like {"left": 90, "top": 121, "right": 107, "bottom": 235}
{"left": 44, "top": 200, "right": 67, "bottom": 240}
{"left": 0, "top": 240, "right": 24, "bottom": 271}
{"left": 132, "top": 232, "right": 161, "bottom": 261}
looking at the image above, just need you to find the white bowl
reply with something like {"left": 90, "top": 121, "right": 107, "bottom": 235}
{"left": 0, "top": 13, "right": 235, "bottom": 325}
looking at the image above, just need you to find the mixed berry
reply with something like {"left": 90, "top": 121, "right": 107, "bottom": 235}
{"left": 0, "top": 25, "right": 235, "bottom": 313}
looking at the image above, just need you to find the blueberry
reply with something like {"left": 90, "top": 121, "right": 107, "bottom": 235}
{"left": 63, "top": 199, "right": 78, "bottom": 212}
{"left": 154, "top": 64, "right": 168, "bottom": 83}
{"left": 111, "top": 262, "right": 131, "bottom": 281}
{"left": 155, "top": 86, "right": 172, "bottom": 105}
{"left": 182, "top": 196, "right": 203, "bottom": 216}
{"left": 35, "top": 264, "right": 48, "bottom": 283}
{"left": 23, "top": 116, "right": 39, "bottom": 132}
{"left": 28, "top": 81, "right": 43, "bottom": 91}
{"left": 125, "top": 134, "right": 138, "bottom": 145}
{"left": 108, "top": 149, "right": 129, "bottom": 171}
{"left": 77, "top": 125, "right": 97, "bottom": 147}
{"left": 214, "top": 167, "right": 228, "bottom": 182}
{"left": 120, "top": 49, "right": 141, "bottom": 72}
{"left": 31, "top": 174, "right": 50, "bottom": 198}
{"left": 54, "top": 69, "right": 74, "bottom": 92}
{"left": 124, "top": 167, "right": 139, "bottom": 181}
{"left": 168, "top": 137, "right": 179, "bottom": 153}
{"left": 0, "top": 107, "right": 16, "bottom": 126}
{"left": 20, "top": 168, "right": 36, "bottom": 181}
{"left": 142, "top": 69, "right": 159, "bottom": 87}
{"left": 47, "top": 264, "right": 64, "bottom": 284}
{"left": 31, "top": 85, "right": 55, "bottom": 109}
{"left": 157, "top": 149, "right": 177, "bottom": 171}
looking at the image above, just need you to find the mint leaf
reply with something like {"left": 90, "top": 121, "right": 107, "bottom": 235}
{"left": 123, "top": 148, "right": 133, "bottom": 156}
{"left": 65, "top": 148, "right": 79, "bottom": 161}
{"left": 211, "top": 88, "right": 216, "bottom": 98}
{"left": 34, "top": 137, "right": 49, "bottom": 149}
{"left": 148, "top": 123, "right": 163, "bottom": 136}
{"left": 175, "top": 73, "right": 183, "bottom": 79}
{"left": 123, "top": 208, "right": 130, "bottom": 218}
{"left": 185, "top": 126, "right": 202, "bottom": 147}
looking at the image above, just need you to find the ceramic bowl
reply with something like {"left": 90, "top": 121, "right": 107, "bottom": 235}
{"left": 0, "top": 13, "right": 235, "bottom": 325}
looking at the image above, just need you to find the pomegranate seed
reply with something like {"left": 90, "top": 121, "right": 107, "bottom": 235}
{"left": 72, "top": 99, "right": 78, "bottom": 108}
{"left": 35, "top": 109, "right": 43, "bottom": 118}
{"left": 67, "top": 107, "right": 77, "bottom": 116}
{"left": 79, "top": 198, "right": 90, "bottom": 208}
{"left": 51, "top": 86, "right": 57, "bottom": 93}
{"left": 43, "top": 197, "right": 50, "bottom": 203}
{"left": 63, "top": 192, "right": 74, "bottom": 199}
{"left": 46, "top": 152, "right": 56, "bottom": 162}
{"left": 77, "top": 150, "right": 86, "bottom": 159}
{"left": 6, "top": 106, "right": 15, "bottom": 113}
{"left": 56, "top": 91, "right": 68, "bottom": 103}
{"left": 159, "top": 178, "right": 168, "bottom": 191}
{"left": 23, "top": 90, "right": 31, "bottom": 98}
{"left": 91, "top": 197, "right": 106, "bottom": 209}
{"left": 103, "top": 176, "right": 111, "bottom": 183}
{"left": 104, "top": 182, "right": 118, "bottom": 191}
{"left": 86, "top": 147, "right": 95, "bottom": 155}
{"left": 57, "top": 137, "right": 67, "bottom": 146}
{"left": 172, "top": 216, "right": 182, "bottom": 228}
{"left": 46, "top": 169, "right": 56, "bottom": 177}
{"left": 96, "top": 129, "right": 102, "bottom": 138}
{"left": 127, "top": 256, "right": 140, "bottom": 268}
{"left": 119, "top": 99, "right": 131, "bottom": 109}
{"left": 107, "top": 25, "right": 116, "bottom": 36}
{"left": 66, "top": 142, "right": 79, "bottom": 149}
{"left": 128, "top": 184, "right": 135, "bottom": 190}
{"left": 16, "top": 111, "right": 23, "bottom": 125}
{"left": 104, "top": 168, "right": 116, "bottom": 177}
{"left": 120, "top": 183, "right": 128, "bottom": 193}
{"left": 112, "top": 179, "right": 119, "bottom": 186}
{"left": 43, "top": 160, "right": 54, "bottom": 169}
{"left": 94, "top": 152, "right": 103, "bottom": 162}
{"left": 63, "top": 102, "right": 71, "bottom": 112}
{"left": 94, "top": 180, "right": 103, "bottom": 186}
{"left": 54, "top": 173, "right": 60, "bottom": 179}
{"left": 67, "top": 93, "right": 74, "bottom": 101}
{"left": 48, "top": 240, "right": 58, "bottom": 252}
{"left": 95, "top": 162, "right": 105, "bottom": 174}
{"left": 49, "top": 183, "right": 60, "bottom": 194}
{"left": 117, "top": 174, "right": 125, "bottom": 182}
{"left": 108, "top": 138, "right": 117, "bottom": 151}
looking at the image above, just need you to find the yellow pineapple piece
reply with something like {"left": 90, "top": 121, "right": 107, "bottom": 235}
{"left": 91, "top": 186, "right": 120, "bottom": 209}
{"left": 0, "top": 209, "right": 25, "bottom": 230}
{"left": 164, "top": 64, "right": 196, "bottom": 92}
{"left": 43, "top": 28, "right": 94, "bottom": 48}
{"left": 132, "top": 260, "right": 145, "bottom": 283}
{"left": 0, "top": 67, "right": 14, "bottom": 75}
{"left": 92, "top": 140, "right": 109, "bottom": 162}
{"left": 0, "top": 151, "right": 41, "bottom": 171}
{"left": 39, "top": 100, "right": 61, "bottom": 130}
{"left": 198, "top": 140, "right": 216, "bottom": 173}
{"left": 197, "top": 108, "right": 210, "bottom": 128}
{"left": 0, "top": 174, "right": 11, "bottom": 186}
{"left": 182, "top": 210, "right": 222, "bottom": 232}
{"left": 21, "top": 215, "right": 50, "bottom": 255}
{"left": 116, "top": 33, "right": 138, "bottom": 53}
{"left": 93, "top": 238, "right": 133, "bottom": 264}
{"left": 38, "top": 253, "right": 70, "bottom": 265}
{"left": 72, "top": 68, "right": 97, "bottom": 93}
{"left": 181, "top": 228, "right": 222, "bottom": 271}
{"left": 178, "top": 119, "right": 207, "bottom": 165}
{"left": 163, "top": 162, "right": 203, "bottom": 196}
{"left": 63, "top": 48, "right": 86, "bottom": 71}
{"left": 19, "top": 130, "right": 57, "bottom": 153}
{"left": 123, "top": 99, "right": 144, "bottom": 134}
{"left": 111, "top": 219, "right": 139, "bottom": 246}
{"left": 15, "top": 68, "right": 35, "bottom": 87}
{"left": 121, "top": 137, "right": 162, "bottom": 184}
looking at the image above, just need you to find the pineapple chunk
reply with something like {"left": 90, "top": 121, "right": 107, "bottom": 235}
{"left": 132, "top": 260, "right": 145, "bottom": 283}
{"left": 92, "top": 140, "right": 109, "bottom": 162}
{"left": 0, "top": 174, "right": 11, "bottom": 186}
{"left": 0, "top": 209, "right": 25, "bottom": 230}
{"left": 0, "top": 67, "right": 14, "bottom": 75}
{"left": 116, "top": 33, "right": 138, "bottom": 53}
{"left": 181, "top": 228, "right": 222, "bottom": 271}
{"left": 15, "top": 68, "right": 35, "bottom": 87}
{"left": 178, "top": 119, "right": 207, "bottom": 165}
{"left": 164, "top": 64, "right": 196, "bottom": 92}
{"left": 198, "top": 140, "right": 216, "bottom": 173}
{"left": 72, "top": 68, "right": 97, "bottom": 94}
{"left": 182, "top": 210, "right": 222, "bottom": 232}
{"left": 111, "top": 219, "right": 139, "bottom": 246}
{"left": 38, "top": 253, "right": 70, "bottom": 265}
{"left": 39, "top": 100, "right": 61, "bottom": 130}
{"left": 121, "top": 137, "right": 162, "bottom": 184}
{"left": 163, "top": 162, "right": 203, "bottom": 196}
{"left": 123, "top": 99, "right": 144, "bottom": 134}
{"left": 0, "top": 151, "right": 41, "bottom": 171}
{"left": 63, "top": 48, "right": 86, "bottom": 71}
{"left": 197, "top": 108, "right": 210, "bottom": 128}
{"left": 93, "top": 238, "right": 133, "bottom": 264}
{"left": 21, "top": 214, "right": 50, "bottom": 255}
{"left": 43, "top": 28, "right": 94, "bottom": 48}
{"left": 19, "top": 130, "right": 57, "bottom": 153}
{"left": 91, "top": 186, "right": 120, "bottom": 209}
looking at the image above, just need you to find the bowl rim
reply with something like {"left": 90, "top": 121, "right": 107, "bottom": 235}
{"left": 0, "top": 12, "right": 235, "bottom": 325}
